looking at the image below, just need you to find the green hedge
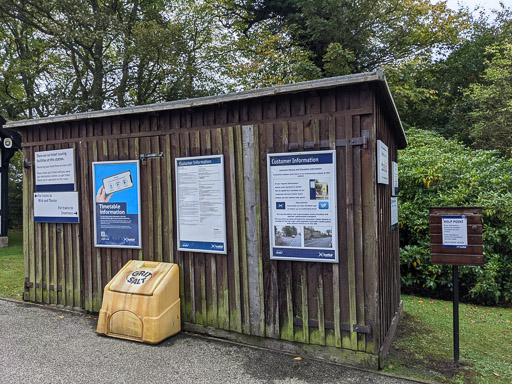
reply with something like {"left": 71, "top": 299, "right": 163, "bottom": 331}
{"left": 399, "top": 128, "right": 512, "bottom": 305}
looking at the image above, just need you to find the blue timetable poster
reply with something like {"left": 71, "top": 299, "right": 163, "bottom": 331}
{"left": 267, "top": 150, "right": 338, "bottom": 263}
{"left": 92, "top": 160, "right": 141, "bottom": 248}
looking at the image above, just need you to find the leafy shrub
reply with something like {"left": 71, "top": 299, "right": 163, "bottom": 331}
{"left": 399, "top": 128, "right": 512, "bottom": 305}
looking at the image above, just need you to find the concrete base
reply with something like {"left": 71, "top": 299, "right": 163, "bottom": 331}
{"left": 0, "top": 236, "right": 8, "bottom": 248}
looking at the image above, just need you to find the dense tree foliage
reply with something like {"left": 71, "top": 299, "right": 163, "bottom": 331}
{"left": 399, "top": 129, "right": 512, "bottom": 304}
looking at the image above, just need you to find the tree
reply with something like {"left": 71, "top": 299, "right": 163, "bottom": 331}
{"left": 0, "top": 0, "right": 226, "bottom": 118}
{"left": 465, "top": 39, "right": 512, "bottom": 156}
{"left": 213, "top": 0, "right": 468, "bottom": 78}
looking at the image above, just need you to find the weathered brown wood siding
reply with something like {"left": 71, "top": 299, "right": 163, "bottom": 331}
{"left": 375, "top": 98, "right": 402, "bottom": 352}
{"left": 19, "top": 76, "right": 404, "bottom": 367}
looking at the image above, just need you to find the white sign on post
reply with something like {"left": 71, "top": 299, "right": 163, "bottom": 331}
{"left": 442, "top": 216, "right": 468, "bottom": 249}
{"left": 267, "top": 150, "right": 338, "bottom": 263}
{"left": 34, "top": 192, "right": 79, "bottom": 223}
{"left": 391, "top": 197, "right": 399, "bottom": 229}
{"left": 377, "top": 140, "right": 389, "bottom": 184}
{"left": 175, "top": 155, "right": 227, "bottom": 254}
{"left": 392, "top": 161, "right": 399, "bottom": 196}
{"left": 35, "top": 148, "right": 76, "bottom": 192}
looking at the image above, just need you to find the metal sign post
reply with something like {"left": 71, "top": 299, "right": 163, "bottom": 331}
{"left": 453, "top": 265, "right": 459, "bottom": 367}
{"left": 429, "top": 207, "right": 483, "bottom": 368}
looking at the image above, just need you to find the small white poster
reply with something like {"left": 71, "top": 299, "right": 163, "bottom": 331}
{"left": 392, "top": 161, "right": 399, "bottom": 196}
{"left": 267, "top": 150, "right": 338, "bottom": 263}
{"left": 176, "top": 155, "right": 227, "bottom": 254}
{"left": 377, "top": 140, "right": 389, "bottom": 185}
{"left": 391, "top": 197, "right": 398, "bottom": 229}
{"left": 35, "top": 148, "right": 76, "bottom": 192}
{"left": 442, "top": 216, "right": 468, "bottom": 249}
{"left": 34, "top": 192, "right": 79, "bottom": 223}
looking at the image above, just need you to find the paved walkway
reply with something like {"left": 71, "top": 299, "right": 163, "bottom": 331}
{"left": 0, "top": 299, "right": 422, "bottom": 383}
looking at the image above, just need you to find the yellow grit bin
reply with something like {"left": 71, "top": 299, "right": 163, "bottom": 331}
{"left": 97, "top": 260, "right": 181, "bottom": 344}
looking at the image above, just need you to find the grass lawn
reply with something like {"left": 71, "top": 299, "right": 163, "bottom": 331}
{"left": 0, "top": 234, "right": 511, "bottom": 383}
{"left": 0, "top": 229, "right": 24, "bottom": 300}
{"left": 383, "top": 294, "right": 512, "bottom": 383}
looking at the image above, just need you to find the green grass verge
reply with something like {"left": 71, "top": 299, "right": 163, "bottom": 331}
{"left": 0, "top": 229, "right": 24, "bottom": 301}
{"left": 383, "top": 294, "right": 512, "bottom": 383}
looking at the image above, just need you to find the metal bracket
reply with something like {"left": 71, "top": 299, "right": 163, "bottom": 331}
{"left": 24, "top": 278, "right": 33, "bottom": 289}
{"left": 353, "top": 320, "right": 374, "bottom": 342}
{"left": 139, "top": 152, "right": 163, "bottom": 162}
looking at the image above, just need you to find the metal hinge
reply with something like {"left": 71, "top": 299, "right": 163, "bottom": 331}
{"left": 336, "top": 130, "right": 370, "bottom": 149}
{"left": 139, "top": 152, "right": 163, "bottom": 162}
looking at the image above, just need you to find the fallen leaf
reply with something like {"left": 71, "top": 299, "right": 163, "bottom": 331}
{"left": 293, "top": 357, "right": 302, "bottom": 361}
{"left": 429, "top": 301, "right": 435, "bottom": 304}
{"left": 59, "top": 316, "right": 65, "bottom": 319}
{"left": 388, "top": 365, "right": 393, "bottom": 369}
{"left": 418, "top": 300, "right": 423, "bottom": 303}
{"left": 493, "top": 372, "right": 501, "bottom": 377}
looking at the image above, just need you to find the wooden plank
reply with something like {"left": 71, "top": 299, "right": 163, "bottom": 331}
{"left": 214, "top": 127, "right": 229, "bottom": 330}
{"left": 79, "top": 140, "right": 93, "bottom": 311}
{"left": 344, "top": 114, "right": 358, "bottom": 350}
{"left": 247, "top": 124, "right": 266, "bottom": 337}
{"left": 262, "top": 121, "right": 279, "bottom": 339}
{"left": 161, "top": 133, "right": 174, "bottom": 263}
{"left": 228, "top": 126, "right": 242, "bottom": 333}
{"left": 351, "top": 114, "right": 366, "bottom": 352}
{"left": 431, "top": 254, "right": 484, "bottom": 265}
{"left": 361, "top": 112, "right": 379, "bottom": 353}
{"left": 151, "top": 135, "right": 163, "bottom": 262}
{"left": 237, "top": 125, "right": 251, "bottom": 335}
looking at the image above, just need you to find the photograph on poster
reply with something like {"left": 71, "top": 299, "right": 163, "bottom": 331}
{"left": 175, "top": 155, "right": 227, "bottom": 254}
{"left": 274, "top": 225, "right": 301, "bottom": 247}
{"left": 92, "top": 160, "right": 141, "bottom": 248}
{"left": 268, "top": 150, "right": 338, "bottom": 262}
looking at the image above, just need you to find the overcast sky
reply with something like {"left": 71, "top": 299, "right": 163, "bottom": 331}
{"left": 443, "top": 0, "right": 506, "bottom": 12}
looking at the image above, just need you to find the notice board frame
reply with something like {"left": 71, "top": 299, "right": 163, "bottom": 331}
{"left": 429, "top": 207, "right": 483, "bottom": 266}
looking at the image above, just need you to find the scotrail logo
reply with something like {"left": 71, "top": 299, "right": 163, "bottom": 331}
{"left": 318, "top": 251, "right": 334, "bottom": 258}
{"left": 275, "top": 249, "right": 284, "bottom": 255}
{"left": 211, "top": 244, "right": 224, "bottom": 251}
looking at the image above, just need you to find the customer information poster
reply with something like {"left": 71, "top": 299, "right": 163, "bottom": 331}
{"left": 92, "top": 160, "right": 141, "bottom": 248}
{"left": 175, "top": 155, "right": 227, "bottom": 254}
{"left": 267, "top": 151, "right": 338, "bottom": 262}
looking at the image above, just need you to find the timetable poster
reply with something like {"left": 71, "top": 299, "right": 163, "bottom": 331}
{"left": 92, "top": 160, "right": 141, "bottom": 248}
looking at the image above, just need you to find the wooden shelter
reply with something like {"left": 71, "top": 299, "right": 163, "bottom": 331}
{"left": 8, "top": 71, "right": 407, "bottom": 368}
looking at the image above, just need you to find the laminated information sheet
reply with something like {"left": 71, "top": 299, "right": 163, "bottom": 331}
{"left": 176, "top": 155, "right": 227, "bottom": 254}
{"left": 267, "top": 150, "right": 338, "bottom": 262}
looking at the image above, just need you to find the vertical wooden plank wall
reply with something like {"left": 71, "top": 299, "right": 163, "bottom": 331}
{"left": 375, "top": 98, "right": 402, "bottom": 349}
{"left": 21, "top": 83, "right": 400, "bottom": 363}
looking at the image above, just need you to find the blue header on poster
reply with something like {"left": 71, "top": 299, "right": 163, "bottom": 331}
{"left": 35, "top": 184, "right": 75, "bottom": 192}
{"left": 272, "top": 247, "right": 336, "bottom": 261}
{"left": 177, "top": 158, "right": 221, "bottom": 167}
{"left": 179, "top": 240, "right": 225, "bottom": 252}
{"left": 269, "top": 153, "right": 333, "bottom": 166}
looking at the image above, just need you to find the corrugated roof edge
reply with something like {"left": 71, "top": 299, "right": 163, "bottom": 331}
{"left": 6, "top": 70, "right": 406, "bottom": 148}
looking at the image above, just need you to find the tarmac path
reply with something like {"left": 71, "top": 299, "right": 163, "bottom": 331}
{"left": 0, "top": 299, "right": 424, "bottom": 384}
